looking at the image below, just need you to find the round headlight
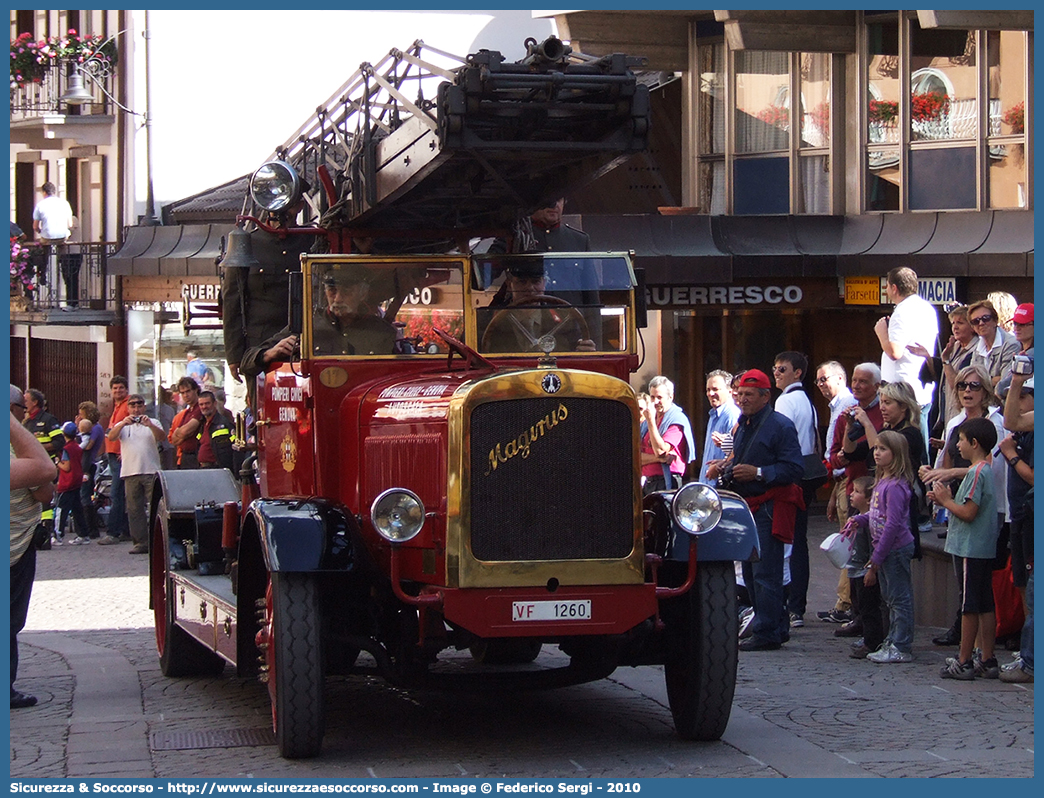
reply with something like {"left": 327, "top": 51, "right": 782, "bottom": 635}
{"left": 370, "top": 489, "right": 425, "bottom": 543}
{"left": 671, "top": 483, "right": 723, "bottom": 535}
{"left": 250, "top": 160, "right": 301, "bottom": 212}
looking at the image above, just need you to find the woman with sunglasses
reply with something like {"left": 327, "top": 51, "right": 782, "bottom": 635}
{"left": 968, "top": 300, "right": 1020, "bottom": 390}
{"left": 921, "top": 365, "right": 1006, "bottom": 493}
{"left": 911, "top": 305, "right": 980, "bottom": 450}
{"left": 920, "top": 365, "right": 1009, "bottom": 650}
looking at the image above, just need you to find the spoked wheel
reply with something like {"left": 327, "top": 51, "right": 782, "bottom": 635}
{"left": 151, "top": 497, "right": 225, "bottom": 677}
{"left": 257, "top": 572, "right": 325, "bottom": 759}
{"left": 662, "top": 561, "right": 738, "bottom": 741}
{"left": 469, "top": 638, "right": 543, "bottom": 665}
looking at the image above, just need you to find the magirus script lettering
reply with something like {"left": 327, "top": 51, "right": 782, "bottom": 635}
{"left": 485, "top": 404, "right": 568, "bottom": 476}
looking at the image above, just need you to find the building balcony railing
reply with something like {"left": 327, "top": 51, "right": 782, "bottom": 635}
{"left": 10, "top": 62, "right": 117, "bottom": 118}
{"left": 10, "top": 241, "right": 120, "bottom": 323}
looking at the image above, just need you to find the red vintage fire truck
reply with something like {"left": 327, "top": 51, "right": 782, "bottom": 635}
{"left": 149, "top": 37, "right": 758, "bottom": 760}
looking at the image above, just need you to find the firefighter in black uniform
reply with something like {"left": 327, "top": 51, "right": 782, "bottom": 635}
{"left": 527, "top": 197, "right": 591, "bottom": 252}
{"left": 221, "top": 228, "right": 313, "bottom": 383}
{"left": 486, "top": 197, "right": 591, "bottom": 254}
{"left": 21, "top": 388, "right": 62, "bottom": 547}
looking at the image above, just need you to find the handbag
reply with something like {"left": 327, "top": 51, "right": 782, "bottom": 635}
{"left": 801, "top": 453, "right": 828, "bottom": 490}
{"left": 801, "top": 404, "right": 828, "bottom": 490}
{"left": 820, "top": 532, "right": 853, "bottom": 570}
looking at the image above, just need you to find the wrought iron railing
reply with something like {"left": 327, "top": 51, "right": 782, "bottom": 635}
{"left": 12, "top": 241, "right": 119, "bottom": 313}
{"left": 9, "top": 63, "right": 117, "bottom": 117}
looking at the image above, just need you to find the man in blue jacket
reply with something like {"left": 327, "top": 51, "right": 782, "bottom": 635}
{"left": 707, "top": 369, "right": 804, "bottom": 651}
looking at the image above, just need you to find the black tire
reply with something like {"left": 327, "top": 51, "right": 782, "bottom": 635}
{"left": 151, "top": 497, "right": 226, "bottom": 678}
{"left": 469, "top": 638, "right": 543, "bottom": 665}
{"left": 269, "top": 572, "right": 325, "bottom": 759}
{"left": 663, "top": 561, "right": 738, "bottom": 741}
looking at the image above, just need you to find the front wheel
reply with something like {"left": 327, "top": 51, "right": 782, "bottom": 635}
{"left": 662, "top": 561, "right": 738, "bottom": 741}
{"left": 151, "top": 497, "right": 225, "bottom": 677}
{"left": 261, "top": 572, "right": 325, "bottom": 759}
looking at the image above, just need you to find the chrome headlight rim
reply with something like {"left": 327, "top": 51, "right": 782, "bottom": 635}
{"left": 369, "top": 488, "right": 426, "bottom": 543}
{"left": 250, "top": 160, "right": 302, "bottom": 212}
{"left": 671, "top": 482, "right": 723, "bottom": 536}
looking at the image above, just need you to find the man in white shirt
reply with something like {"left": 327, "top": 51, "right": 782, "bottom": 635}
{"left": 773, "top": 351, "right": 816, "bottom": 628}
{"left": 32, "top": 182, "right": 74, "bottom": 244}
{"left": 815, "top": 360, "right": 858, "bottom": 623}
{"left": 874, "top": 266, "right": 939, "bottom": 450}
{"left": 106, "top": 394, "right": 164, "bottom": 554}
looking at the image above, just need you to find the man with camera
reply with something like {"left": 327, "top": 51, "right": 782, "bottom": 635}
{"left": 706, "top": 369, "right": 803, "bottom": 651}
{"left": 105, "top": 395, "right": 164, "bottom": 554}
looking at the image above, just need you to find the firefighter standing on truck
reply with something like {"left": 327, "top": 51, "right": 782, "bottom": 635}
{"left": 21, "top": 388, "right": 62, "bottom": 548}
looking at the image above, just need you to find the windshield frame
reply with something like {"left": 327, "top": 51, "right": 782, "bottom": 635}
{"left": 302, "top": 254, "right": 469, "bottom": 359}
{"left": 299, "top": 251, "right": 638, "bottom": 360}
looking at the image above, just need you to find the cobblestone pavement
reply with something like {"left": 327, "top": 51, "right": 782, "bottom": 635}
{"left": 10, "top": 514, "right": 1033, "bottom": 779}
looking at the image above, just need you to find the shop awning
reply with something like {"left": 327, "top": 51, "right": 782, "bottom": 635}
{"left": 969, "top": 210, "right": 1034, "bottom": 276}
{"left": 107, "top": 224, "right": 234, "bottom": 277}
{"left": 161, "top": 225, "right": 213, "bottom": 276}
{"left": 131, "top": 225, "right": 184, "bottom": 275}
{"left": 106, "top": 226, "right": 155, "bottom": 275}
{"left": 582, "top": 214, "right": 731, "bottom": 283}
{"left": 580, "top": 210, "right": 1032, "bottom": 283}
{"left": 186, "top": 225, "right": 233, "bottom": 277}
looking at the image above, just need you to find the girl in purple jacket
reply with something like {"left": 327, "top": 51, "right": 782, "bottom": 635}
{"left": 848, "top": 429, "right": 917, "bottom": 664}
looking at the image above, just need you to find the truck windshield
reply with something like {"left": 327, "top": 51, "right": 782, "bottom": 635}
{"left": 308, "top": 260, "right": 465, "bottom": 356}
{"left": 471, "top": 254, "right": 634, "bottom": 354}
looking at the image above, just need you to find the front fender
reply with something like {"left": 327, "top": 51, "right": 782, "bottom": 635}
{"left": 248, "top": 498, "right": 359, "bottom": 572}
{"left": 644, "top": 488, "right": 760, "bottom": 563}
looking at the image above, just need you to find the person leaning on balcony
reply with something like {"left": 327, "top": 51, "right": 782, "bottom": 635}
{"left": 32, "top": 182, "right": 74, "bottom": 244}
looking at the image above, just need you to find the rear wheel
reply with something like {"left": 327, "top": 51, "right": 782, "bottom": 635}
{"left": 151, "top": 497, "right": 225, "bottom": 677}
{"left": 662, "top": 561, "right": 737, "bottom": 741}
{"left": 261, "top": 572, "right": 325, "bottom": 759}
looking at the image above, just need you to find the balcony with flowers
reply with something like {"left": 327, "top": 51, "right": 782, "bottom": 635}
{"left": 10, "top": 29, "right": 120, "bottom": 145}
{"left": 10, "top": 233, "right": 118, "bottom": 323}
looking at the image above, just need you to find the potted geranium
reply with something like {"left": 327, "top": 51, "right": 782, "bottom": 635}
{"left": 868, "top": 99, "right": 899, "bottom": 125}
{"left": 48, "top": 29, "right": 118, "bottom": 68}
{"left": 10, "top": 32, "right": 49, "bottom": 86}
{"left": 11, "top": 28, "right": 118, "bottom": 88}
{"left": 10, "top": 238, "right": 38, "bottom": 300}
{"left": 1003, "top": 101, "right": 1025, "bottom": 134}
{"left": 911, "top": 91, "right": 949, "bottom": 122}
{"left": 756, "top": 104, "right": 790, "bottom": 129}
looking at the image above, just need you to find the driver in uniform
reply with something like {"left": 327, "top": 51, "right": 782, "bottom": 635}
{"left": 312, "top": 267, "right": 397, "bottom": 356}
{"left": 240, "top": 265, "right": 396, "bottom": 379}
{"left": 481, "top": 263, "right": 596, "bottom": 353}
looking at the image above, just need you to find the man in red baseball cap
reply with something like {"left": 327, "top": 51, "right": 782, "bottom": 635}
{"left": 707, "top": 367, "right": 804, "bottom": 651}
{"left": 1013, "top": 303, "right": 1034, "bottom": 354}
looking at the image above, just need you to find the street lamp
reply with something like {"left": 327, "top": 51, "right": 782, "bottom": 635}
{"left": 58, "top": 15, "right": 159, "bottom": 226}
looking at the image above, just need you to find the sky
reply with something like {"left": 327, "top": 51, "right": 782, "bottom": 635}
{"left": 132, "top": 10, "right": 555, "bottom": 210}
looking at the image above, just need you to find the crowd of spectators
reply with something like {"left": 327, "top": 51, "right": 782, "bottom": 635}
{"left": 641, "top": 267, "right": 1032, "bottom": 681}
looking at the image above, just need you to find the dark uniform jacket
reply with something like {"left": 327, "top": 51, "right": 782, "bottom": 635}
{"left": 531, "top": 222, "right": 590, "bottom": 252}
{"left": 24, "top": 410, "right": 63, "bottom": 457}
{"left": 486, "top": 220, "right": 592, "bottom": 255}
{"left": 197, "top": 412, "right": 235, "bottom": 471}
{"left": 221, "top": 229, "right": 313, "bottom": 369}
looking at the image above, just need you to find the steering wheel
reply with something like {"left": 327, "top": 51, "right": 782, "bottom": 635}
{"left": 481, "top": 294, "right": 591, "bottom": 352}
